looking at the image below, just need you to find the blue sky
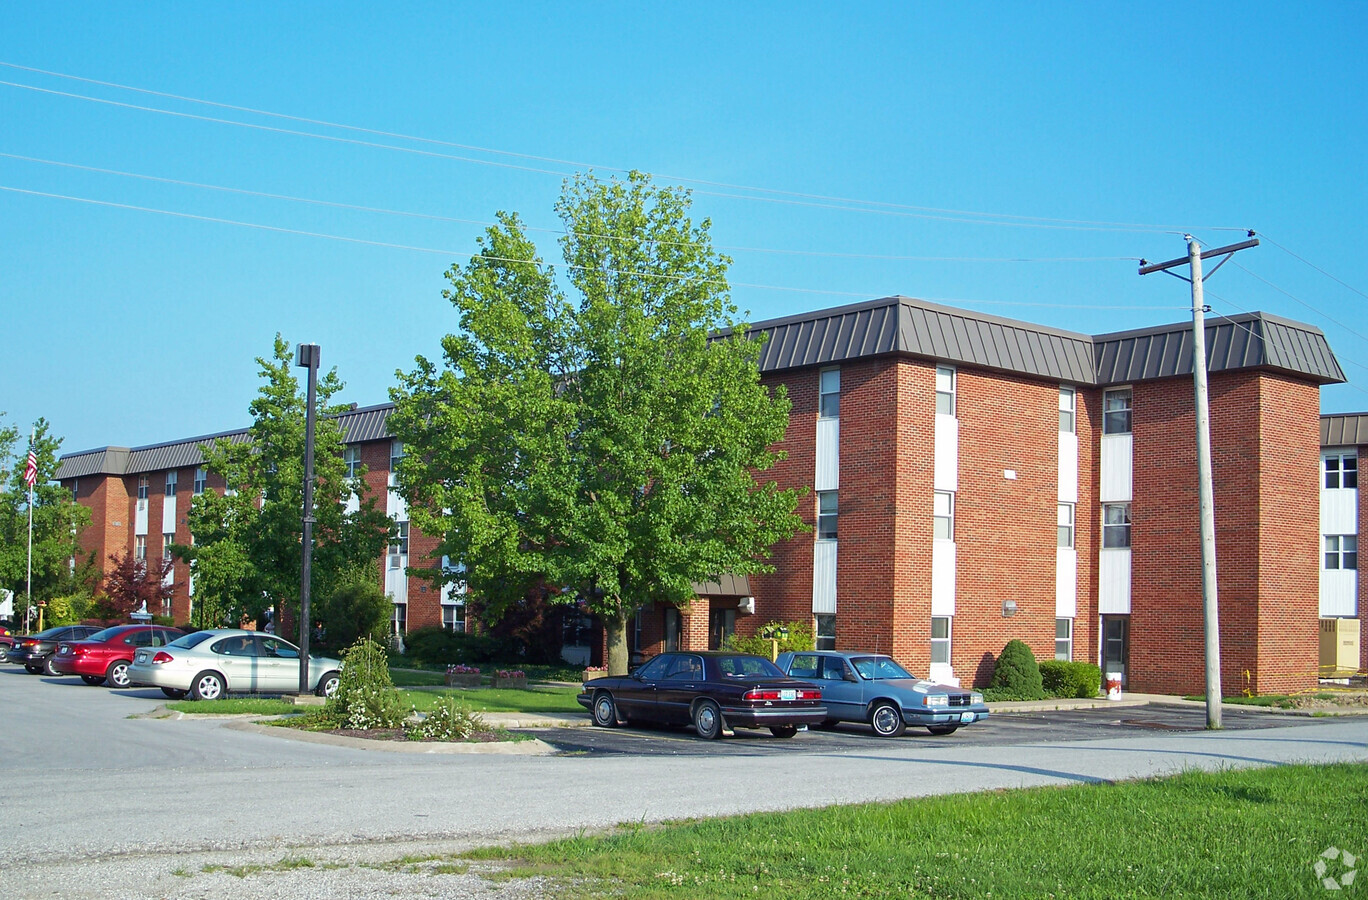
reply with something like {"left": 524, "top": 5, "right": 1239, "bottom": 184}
{"left": 3, "top": 3, "right": 1366, "bottom": 455}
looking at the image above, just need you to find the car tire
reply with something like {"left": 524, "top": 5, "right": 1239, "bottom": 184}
{"left": 106, "top": 659, "right": 133, "bottom": 689}
{"left": 591, "top": 691, "right": 620, "bottom": 728}
{"left": 190, "top": 671, "right": 225, "bottom": 701}
{"left": 315, "top": 671, "right": 340, "bottom": 698}
{"left": 44, "top": 656, "right": 61, "bottom": 677}
{"left": 692, "top": 699, "right": 723, "bottom": 740}
{"left": 869, "top": 701, "right": 906, "bottom": 738}
{"left": 769, "top": 725, "right": 799, "bottom": 739}
{"left": 24, "top": 663, "right": 41, "bottom": 675}
{"left": 927, "top": 724, "right": 959, "bottom": 736}
{"left": 161, "top": 687, "right": 188, "bottom": 700}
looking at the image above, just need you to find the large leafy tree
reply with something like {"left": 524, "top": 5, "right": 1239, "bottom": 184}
{"left": 0, "top": 416, "right": 91, "bottom": 623}
{"left": 390, "top": 172, "right": 804, "bottom": 674}
{"left": 183, "top": 337, "right": 393, "bottom": 637}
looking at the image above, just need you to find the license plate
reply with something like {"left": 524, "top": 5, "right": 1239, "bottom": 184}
{"left": 59, "top": 647, "right": 70, "bottom": 655}
{"left": 135, "top": 651, "right": 148, "bottom": 663}
{"left": 779, "top": 689, "right": 796, "bottom": 701}
{"left": 960, "top": 711, "right": 976, "bottom": 723}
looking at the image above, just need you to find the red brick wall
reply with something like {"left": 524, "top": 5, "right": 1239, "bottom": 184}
{"left": 954, "top": 370, "right": 1065, "bottom": 686}
{"left": 890, "top": 360, "right": 935, "bottom": 671}
{"left": 1074, "top": 388, "right": 1100, "bottom": 673}
{"left": 1128, "top": 372, "right": 1321, "bottom": 696}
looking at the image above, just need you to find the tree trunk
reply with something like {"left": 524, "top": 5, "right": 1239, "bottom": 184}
{"left": 605, "top": 610, "right": 630, "bottom": 676}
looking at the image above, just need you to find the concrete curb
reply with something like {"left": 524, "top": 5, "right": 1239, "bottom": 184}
{"left": 222, "top": 719, "right": 559, "bottom": 754}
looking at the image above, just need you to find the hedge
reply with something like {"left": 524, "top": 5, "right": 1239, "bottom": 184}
{"left": 1039, "top": 660, "right": 1102, "bottom": 698}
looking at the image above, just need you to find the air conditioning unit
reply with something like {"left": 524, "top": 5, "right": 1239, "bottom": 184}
{"left": 738, "top": 596, "right": 756, "bottom": 616}
{"left": 1319, "top": 617, "right": 1361, "bottom": 677}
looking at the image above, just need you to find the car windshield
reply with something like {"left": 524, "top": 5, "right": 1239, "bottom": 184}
{"left": 168, "top": 631, "right": 216, "bottom": 649}
{"left": 716, "top": 655, "right": 785, "bottom": 678}
{"left": 851, "top": 657, "right": 915, "bottom": 680}
{"left": 86, "top": 627, "right": 124, "bottom": 642}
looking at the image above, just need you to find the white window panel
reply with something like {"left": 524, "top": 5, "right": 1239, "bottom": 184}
{"left": 1100, "top": 433, "right": 1133, "bottom": 503}
{"left": 1057, "top": 429, "right": 1078, "bottom": 503}
{"left": 812, "top": 540, "right": 837, "bottom": 615}
{"left": 162, "top": 494, "right": 177, "bottom": 539}
{"left": 1319, "top": 569, "right": 1357, "bottom": 617}
{"left": 1098, "top": 549, "right": 1131, "bottom": 614}
{"left": 815, "top": 417, "right": 839, "bottom": 491}
{"left": 931, "top": 540, "right": 956, "bottom": 616}
{"left": 1055, "top": 547, "right": 1078, "bottom": 618}
{"left": 934, "top": 413, "right": 958, "bottom": 492}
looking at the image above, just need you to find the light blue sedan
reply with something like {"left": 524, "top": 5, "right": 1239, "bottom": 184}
{"left": 776, "top": 650, "right": 989, "bottom": 737}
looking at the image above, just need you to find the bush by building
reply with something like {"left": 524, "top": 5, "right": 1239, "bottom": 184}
{"left": 1039, "top": 660, "right": 1102, "bottom": 698}
{"left": 985, "top": 639, "right": 1046, "bottom": 701}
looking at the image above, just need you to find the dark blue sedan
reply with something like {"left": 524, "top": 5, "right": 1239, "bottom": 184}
{"left": 776, "top": 650, "right": 989, "bottom": 737}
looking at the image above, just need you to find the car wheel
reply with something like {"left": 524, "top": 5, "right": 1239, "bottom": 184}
{"left": 161, "top": 687, "right": 188, "bottom": 700}
{"left": 190, "top": 671, "right": 225, "bottom": 701}
{"left": 315, "top": 671, "right": 340, "bottom": 698}
{"left": 692, "top": 699, "right": 723, "bottom": 740}
{"left": 591, "top": 691, "right": 620, "bottom": 728}
{"left": 44, "top": 656, "right": 61, "bottom": 677}
{"left": 770, "top": 725, "right": 799, "bottom": 739}
{"left": 106, "top": 660, "right": 133, "bottom": 689}
{"left": 869, "top": 701, "right": 906, "bottom": 737}
{"left": 24, "top": 663, "right": 41, "bottom": 675}
{"left": 927, "top": 724, "right": 959, "bottom": 736}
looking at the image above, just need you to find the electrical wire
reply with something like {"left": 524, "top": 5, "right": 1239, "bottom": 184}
{"left": 0, "top": 152, "right": 1140, "bottom": 263}
{"left": 1262, "top": 234, "right": 1368, "bottom": 302}
{"left": 0, "top": 63, "right": 1250, "bottom": 234}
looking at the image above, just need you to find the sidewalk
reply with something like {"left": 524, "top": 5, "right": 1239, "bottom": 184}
{"left": 987, "top": 691, "right": 1368, "bottom": 716}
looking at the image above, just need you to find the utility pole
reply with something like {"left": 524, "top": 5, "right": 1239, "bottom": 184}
{"left": 1139, "top": 233, "right": 1258, "bottom": 729}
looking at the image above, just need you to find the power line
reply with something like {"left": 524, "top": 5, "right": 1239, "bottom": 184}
{"left": 0, "top": 152, "right": 1140, "bottom": 263}
{"left": 1231, "top": 262, "right": 1368, "bottom": 347}
{"left": 0, "top": 182, "right": 1184, "bottom": 313}
{"left": 0, "top": 62, "right": 1251, "bottom": 234}
{"left": 1261, "top": 234, "right": 1368, "bottom": 302}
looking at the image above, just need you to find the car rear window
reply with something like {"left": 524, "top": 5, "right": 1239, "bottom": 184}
{"left": 716, "top": 655, "right": 785, "bottom": 678}
{"left": 86, "top": 627, "right": 123, "bottom": 642}
{"left": 169, "top": 631, "right": 216, "bottom": 649}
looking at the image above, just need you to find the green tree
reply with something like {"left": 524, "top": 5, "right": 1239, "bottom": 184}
{"left": 316, "top": 572, "right": 390, "bottom": 651}
{"left": 390, "top": 172, "right": 804, "bottom": 675}
{"left": 182, "top": 337, "right": 393, "bottom": 637}
{"left": 0, "top": 416, "right": 91, "bottom": 625}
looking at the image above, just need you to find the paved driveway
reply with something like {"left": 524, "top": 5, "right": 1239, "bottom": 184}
{"left": 1, "top": 663, "right": 1364, "bottom": 898}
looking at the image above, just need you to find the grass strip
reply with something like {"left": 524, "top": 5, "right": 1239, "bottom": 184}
{"left": 465, "top": 762, "right": 1368, "bottom": 899}
{"left": 166, "top": 698, "right": 296, "bottom": 715}
{"left": 400, "top": 686, "right": 583, "bottom": 714}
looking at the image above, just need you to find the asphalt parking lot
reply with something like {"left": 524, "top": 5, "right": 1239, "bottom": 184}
{"left": 523, "top": 703, "right": 1316, "bottom": 756}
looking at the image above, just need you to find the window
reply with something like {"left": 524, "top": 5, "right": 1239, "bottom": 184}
{"left": 1059, "top": 387, "right": 1076, "bottom": 433}
{"left": 137, "top": 476, "right": 148, "bottom": 500}
{"left": 663, "top": 607, "right": 681, "bottom": 652}
{"left": 70, "top": 479, "right": 79, "bottom": 501}
{"left": 1103, "top": 503, "right": 1131, "bottom": 548}
{"left": 930, "top": 617, "right": 951, "bottom": 665}
{"left": 1325, "top": 454, "right": 1359, "bottom": 489}
{"left": 1325, "top": 535, "right": 1359, "bottom": 570}
{"left": 344, "top": 446, "right": 362, "bottom": 479}
{"left": 392, "top": 603, "right": 407, "bottom": 636}
{"left": 193, "top": 467, "right": 206, "bottom": 495}
{"left": 936, "top": 366, "right": 956, "bottom": 416}
{"left": 708, "top": 609, "right": 735, "bottom": 650}
{"left": 933, "top": 491, "right": 954, "bottom": 541}
{"left": 165, "top": 471, "right": 178, "bottom": 496}
{"left": 1103, "top": 388, "right": 1132, "bottom": 435}
{"left": 442, "top": 603, "right": 467, "bottom": 633}
{"left": 1055, "top": 618, "right": 1073, "bottom": 661}
{"left": 389, "top": 440, "right": 404, "bottom": 484}
{"left": 135, "top": 535, "right": 147, "bottom": 561}
{"left": 815, "top": 614, "right": 836, "bottom": 651}
{"left": 389, "top": 521, "right": 409, "bottom": 568}
{"left": 819, "top": 368, "right": 840, "bottom": 419}
{"left": 817, "top": 491, "right": 838, "bottom": 540}
{"left": 163, "top": 533, "right": 175, "bottom": 561}
{"left": 1057, "top": 503, "right": 1075, "bottom": 548}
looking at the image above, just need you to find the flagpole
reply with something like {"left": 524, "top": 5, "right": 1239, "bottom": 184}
{"left": 26, "top": 428, "right": 34, "bottom": 635}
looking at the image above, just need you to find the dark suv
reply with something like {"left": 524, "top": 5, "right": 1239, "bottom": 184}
{"left": 10, "top": 625, "right": 105, "bottom": 675}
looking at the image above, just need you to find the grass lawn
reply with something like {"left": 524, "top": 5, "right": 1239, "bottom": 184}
{"left": 390, "top": 668, "right": 450, "bottom": 687}
{"left": 464, "top": 762, "right": 1368, "bottom": 899}
{"left": 1183, "top": 693, "right": 1349, "bottom": 709}
{"left": 167, "top": 698, "right": 297, "bottom": 715}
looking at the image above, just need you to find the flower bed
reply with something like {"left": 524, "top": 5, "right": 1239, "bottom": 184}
{"left": 582, "top": 666, "right": 607, "bottom": 683}
{"left": 492, "top": 669, "right": 527, "bottom": 690}
{"left": 445, "top": 664, "right": 482, "bottom": 688}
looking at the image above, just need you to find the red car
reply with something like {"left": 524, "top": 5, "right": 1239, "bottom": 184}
{"left": 51, "top": 624, "right": 185, "bottom": 688}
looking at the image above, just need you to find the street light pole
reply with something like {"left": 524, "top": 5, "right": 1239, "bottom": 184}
{"left": 295, "top": 343, "right": 320, "bottom": 695}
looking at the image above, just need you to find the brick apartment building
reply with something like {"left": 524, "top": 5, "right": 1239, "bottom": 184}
{"left": 55, "top": 296, "right": 1350, "bottom": 694}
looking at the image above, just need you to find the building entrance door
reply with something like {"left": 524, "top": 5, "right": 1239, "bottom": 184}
{"left": 1102, "top": 616, "right": 1129, "bottom": 686}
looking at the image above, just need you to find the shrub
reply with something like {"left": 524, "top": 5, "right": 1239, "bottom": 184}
{"left": 404, "top": 627, "right": 513, "bottom": 667}
{"left": 988, "top": 639, "right": 1046, "bottom": 701}
{"left": 406, "top": 695, "right": 487, "bottom": 741}
{"left": 318, "top": 578, "right": 390, "bottom": 652}
{"left": 325, "top": 637, "right": 410, "bottom": 730}
{"left": 723, "top": 620, "right": 815, "bottom": 657}
{"left": 1040, "top": 660, "right": 1102, "bottom": 698}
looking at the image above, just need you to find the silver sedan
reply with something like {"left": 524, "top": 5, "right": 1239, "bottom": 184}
{"left": 127, "top": 629, "right": 341, "bottom": 701}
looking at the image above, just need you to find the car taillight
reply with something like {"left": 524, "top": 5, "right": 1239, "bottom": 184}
{"left": 20, "top": 640, "right": 36, "bottom": 649}
{"left": 742, "top": 688, "right": 822, "bottom": 701}
{"left": 72, "top": 646, "right": 87, "bottom": 656}
{"left": 151, "top": 651, "right": 174, "bottom": 664}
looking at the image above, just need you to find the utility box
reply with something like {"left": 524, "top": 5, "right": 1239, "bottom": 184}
{"left": 1319, "top": 617, "right": 1361, "bottom": 677}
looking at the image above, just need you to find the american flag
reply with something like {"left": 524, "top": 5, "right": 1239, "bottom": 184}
{"left": 23, "top": 449, "right": 38, "bottom": 488}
